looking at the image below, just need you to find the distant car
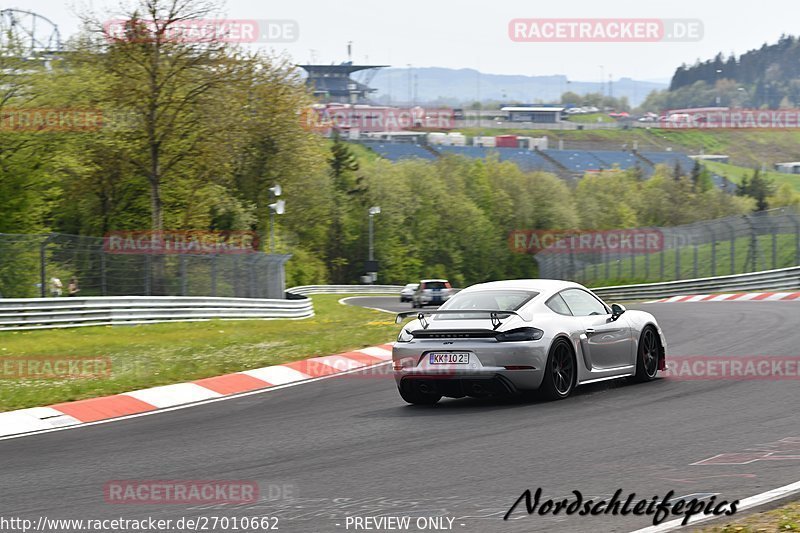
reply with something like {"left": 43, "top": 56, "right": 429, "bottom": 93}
{"left": 400, "top": 283, "right": 419, "bottom": 302}
{"left": 393, "top": 279, "right": 667, "bottom": 405}
{"left": 412, "top": 279, "right": 453, "bottom": 308}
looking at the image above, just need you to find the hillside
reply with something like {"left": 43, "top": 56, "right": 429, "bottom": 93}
{"left": 367, "top": 67, "right": 666, "bottom": 107}
{"left": 455, "top": 127, "right": 800, "bottom": 168}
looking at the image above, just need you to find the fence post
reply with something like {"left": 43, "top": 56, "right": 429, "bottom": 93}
{"left": 708, "top": 226, "right": 716, "bottom": 277}
{"left": 211, "top": 254, "right": 217, "bottom": 297}
{"left": 789, "top": 213, "right": 800, "bottom": 266}
{"left": 101, "top": 250, "right": 107, "bottom": 296}
{"left": 249, "top": 255, "right": 257, "bottom": 298}
{"left": 180, "top": 254, "right": 187, "bottom": 296}
{"left": 722, "top": 220, "right": 736, "bottom": 274}
{"left": 39, "top": 237, "right": 47, "bottom": 298}
{"left": 144, "top": 255, "right": 151, "bottom": 296}
{"left": 675, "top": 238, "right": 681, "bottom": 280}
{"left": 772, "top": 230, "right": 778, "bottom": 270}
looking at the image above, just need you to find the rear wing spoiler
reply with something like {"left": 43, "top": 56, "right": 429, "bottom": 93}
{"left": 395, "top": 309, "right": 522, "bottom": 330}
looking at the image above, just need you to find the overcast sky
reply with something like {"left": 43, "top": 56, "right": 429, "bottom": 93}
{"left": 21, "top": 0, "right": 799, "bottom": 82}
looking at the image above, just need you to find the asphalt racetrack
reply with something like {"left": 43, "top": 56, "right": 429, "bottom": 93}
{"left": 1, "top": 297, "right": 798, "bottom": 532}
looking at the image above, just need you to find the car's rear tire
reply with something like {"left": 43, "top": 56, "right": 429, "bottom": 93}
{"left": 539, "top": 338, "right": 576, "bottom": 400}
{"left": 398, "top": 385, "right": 441, "bottom": 405}
{"left": 634, "top": 326, "right": 660, "bottom": 382}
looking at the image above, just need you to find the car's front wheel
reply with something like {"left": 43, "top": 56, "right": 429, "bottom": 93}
{"left": 634, "top": 326, "right": 660, "bottom": 382}
{"left": 398, "top": 385, "right": 441, "bottom": 405}
{"left": 539, "top": 338, "right": 576, "bottom": 400}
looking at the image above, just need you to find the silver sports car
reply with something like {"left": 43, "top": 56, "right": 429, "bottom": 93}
{"left": 392, "top": 279, "right": 666, "bottom": 405}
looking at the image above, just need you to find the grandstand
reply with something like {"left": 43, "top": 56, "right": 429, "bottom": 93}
{"left": 357, "top": 141, "right": 729, "bottom": 189}
{"left": 543, "top": 150, "right": 603, "bottom": 173}
{"left": 366, "top": 142, "right": 438, "bottom": 161}
{"left": 588, "top": 150, "right": 641, "bottom": 170}
{"left": 436, "top": 146, "right": 561, "bottom": 173}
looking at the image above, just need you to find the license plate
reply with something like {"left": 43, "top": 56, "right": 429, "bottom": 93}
{"left": 428, "top": 352, "right": 470, "bottom": 364}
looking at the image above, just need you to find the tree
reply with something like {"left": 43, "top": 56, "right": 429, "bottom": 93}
{"left": 736, "top": 168, "right": 773, "bottom": 211}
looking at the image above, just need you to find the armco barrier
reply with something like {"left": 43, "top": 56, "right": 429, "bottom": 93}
{"left": 287, "top": 285, "right": 404, "bottom": 295}
{"left": 4, "top": 269, "right": 797, "bottom": 332}
{"left": 593, "top": 265, "right": 800, "bottom": 301}
{"left": 0, "top": 296, "right": 314, "bottom": 331}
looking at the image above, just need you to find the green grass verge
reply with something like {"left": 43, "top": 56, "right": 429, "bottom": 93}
{"left": 702, "top": 160, "right": 800, "bottom": 193}
{"left": 698, "top": 499, "right": 800, "bottom": 532}
{"left": 0, "top": 295, "right": 398, "bottom": 412}
{"left": 581, "top": 234, "right": 800, "bottom": 287}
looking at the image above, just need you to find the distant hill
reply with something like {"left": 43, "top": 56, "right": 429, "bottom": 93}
{"left": 668, "top": 35, "right": 800, "bottom": 108}
{"left": 364, "top": 67, "right": 666, "bottom": 107}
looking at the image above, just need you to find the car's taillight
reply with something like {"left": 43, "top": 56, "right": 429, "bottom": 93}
{"left": 396, "top": 329, "right": 413, "bottom": 343}
{"left": 495, "top": 327, "right": 544, "bottom": 342}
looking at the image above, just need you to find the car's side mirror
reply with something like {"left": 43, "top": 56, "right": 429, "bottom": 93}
{"left": 610, "top": 303, "right": 626, "bottom": 321}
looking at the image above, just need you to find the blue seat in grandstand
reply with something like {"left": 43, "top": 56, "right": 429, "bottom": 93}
{"left": 541, "top": 150, "right": 603, "bottom": 172}
{"left": 436, "top": 145, "right": 489, "bottom": 158}
{"left": 589, "top": 150, "right": 641, "bottom": 170}
{"left": 437, "top": 146, "right": 560, "bottom": 173}
{"left": 495, "top": 148, "right": 560, "bottom": 173}
{"left": 639, "top": 151, "right": 696, "bottom": 174}
{"left": 368, "top": 143, "right": 437, "bottom": 161}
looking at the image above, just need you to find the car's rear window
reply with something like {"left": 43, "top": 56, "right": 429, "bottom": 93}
{"left": 440, "top": 290, "right": 538, "bottom": 313}
{"left": 423, "top": 281, "right": 447, "bottom": 290}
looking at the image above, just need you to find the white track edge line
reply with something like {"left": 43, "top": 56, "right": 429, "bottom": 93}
{"left": 628, "top": 478, "right": 800, "bottom": 533}
{"left": 0, "top": 360, "right": 392, "bottom": 442}
{"left": 338, "top": 296, "right": 398, "bottom": 314}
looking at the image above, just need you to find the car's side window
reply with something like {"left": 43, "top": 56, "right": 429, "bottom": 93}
{"left": 546, "top": 293, "right": 573, "bottom": 316}
{"left": 559, "top": 289, "right": 608, "bottom": 317}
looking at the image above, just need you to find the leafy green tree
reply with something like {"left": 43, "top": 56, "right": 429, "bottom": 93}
{"left": 736, "top": 168, "right": 773, "bottom": 211}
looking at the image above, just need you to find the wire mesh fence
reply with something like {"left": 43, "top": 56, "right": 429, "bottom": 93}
{"left": 0, "top": 233, "right": 290, "bottom": 299}
{"left": 534, "top": 207, "right": 800, "bottom": 286}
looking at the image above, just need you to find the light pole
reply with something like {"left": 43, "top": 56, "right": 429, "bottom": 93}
{"left": 367, "top": 206, "right": 380, "bottom": 283}
{"left": 268, "top": 184, "right": 283, "bottom": 254}
{"left": 599, "top": 65, "right": 604, "bottom": 97}
{"left": 715, "top": 69, "right": 723, "bottom": 106}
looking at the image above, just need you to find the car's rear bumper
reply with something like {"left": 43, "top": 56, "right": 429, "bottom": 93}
{"left": 398, "top": 373, "right": 521, "bottom": 397}
{"left": 393, "top": 339, "right": 548, "bottom": 396}
{"left": 394, "top": 367, "right": 545, "bottom": 396}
